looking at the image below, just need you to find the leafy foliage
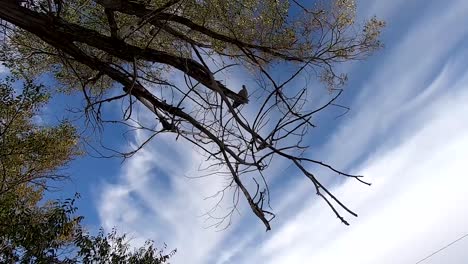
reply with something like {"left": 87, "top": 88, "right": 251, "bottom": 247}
{"left": 0, "top": 77, "right": 79, "bottom": 196}
{"left": 0, "top": 0, "right": 385, "bottom": 230}
{"left": 74, "top": 228, "right": 175, "bottom": 264}
{"left": 0, "top": 79, "right": 174, "bottom": 263}
{"left": 1, "top": 193, "right": 175, "bottom": 263}
{"left": 0, "top": 194, "right": 81, "bottom": 263}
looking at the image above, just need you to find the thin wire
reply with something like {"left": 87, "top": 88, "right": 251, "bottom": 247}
{"left": 415, "top": 233, "right": 468, "bottom": 263}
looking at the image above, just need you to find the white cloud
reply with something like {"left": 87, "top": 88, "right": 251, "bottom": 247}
{"left": 318, "top": 0, "right": 468, "bottom": 170}
{"left": 95, "top": 0, "right": 468, "bottom": 263}
{"left": 256, "top": 77, "right": 468, "bottom": 264}
{"left": 97, "top": 129, "right": 241, "bottom": 263}
{"left": 234, "top": 0, "right": 468, "bottom": 262}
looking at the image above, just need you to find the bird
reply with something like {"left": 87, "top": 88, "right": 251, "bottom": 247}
{"left": 257, "top": 140, "right": 271, "bottom": 151}
{"left": 160, "top": 118, "right": 175, "bottom": 131}
{"left": 233, "top": 85, "right": 248, "bottom": 108}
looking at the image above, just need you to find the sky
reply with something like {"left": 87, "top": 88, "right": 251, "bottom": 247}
{"left": 5, "top": 0, "right": 468, "bottom": 263}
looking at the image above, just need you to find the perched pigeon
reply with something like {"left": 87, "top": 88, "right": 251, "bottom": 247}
{"left": 233, "top": 85, "right": 248, "bottom": 108}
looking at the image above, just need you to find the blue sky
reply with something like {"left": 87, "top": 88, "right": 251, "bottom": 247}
{"left": 3, "top": 0, "right": 468, "bottom": 263}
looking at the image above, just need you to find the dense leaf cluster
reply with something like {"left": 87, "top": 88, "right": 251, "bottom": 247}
{"left": 0, "top": 79, "right": 174, "bottom": 263}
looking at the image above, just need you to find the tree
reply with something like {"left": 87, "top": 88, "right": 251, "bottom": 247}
{"left": 0, "top": 0, "right": 385, "bottom": 230}
{"left": 74, "top": 227, "right": 175, "bottom": 264}
{"left": 0, "top": 76, "right": 79, "bottom": 196}
{"left": 1, "top": 193, "right": 176, "bottom": 263}
{"left": 0, "top": 76, "right": 79, "bottom": 262}
{"left": 0, "top": 78, "right": 174, "bottom": 263}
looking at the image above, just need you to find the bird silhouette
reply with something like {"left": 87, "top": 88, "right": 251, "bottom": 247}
{"left": 160, "top": 117, "right": 176, "bottom": 131}
{"left": 233, "top": 85, "right": 248, "bottom": 108}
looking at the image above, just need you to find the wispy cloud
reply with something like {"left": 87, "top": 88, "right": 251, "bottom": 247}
{"left": 252, "top": 63, "right": 468, "bottom": 264}
{"left": 96, "top": 0, "right": 468, "bottom": 263}
{"left": 97, "top": 124, "right": 250, "bottom": 262}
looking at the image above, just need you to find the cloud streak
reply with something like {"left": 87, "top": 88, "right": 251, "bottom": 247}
{"left": 95, "top": 0, "right": 468, "bottom": 263}
{"left": 254, "top": 64, "right": 468, "bottom": 264}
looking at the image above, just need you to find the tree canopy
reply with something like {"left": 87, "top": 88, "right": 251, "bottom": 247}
{"left": 0, "top": 0, "right": 385, "bottom": 230}
{"left": 0, "top": 78, "right": 174, "bottom": 263}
